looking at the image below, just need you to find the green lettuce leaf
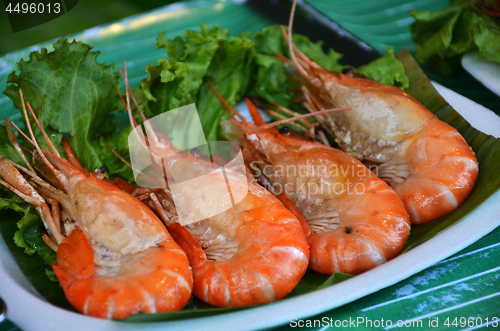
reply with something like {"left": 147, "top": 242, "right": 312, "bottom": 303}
{"left": 0, "top": 127, "right": 56, "bottom": 284}
{"left": 0, "top": 194, "right": 56, "bottom": 267}
{"left": 473, "top": 13, "right": 500, "bottom": 61}
{"left": 411, "top": 4, "right": 464, "bottom": 63}
{"left": 253, "top": 25, "right": 344, "bottom": 72}
{"left": 141, "top": 24, "right": 408, "bottom": 143}
{"left": 0, "top": 123, "right": 25, "bottom": 166}
{"left": 0, "top": 191, "right": 71, "bottom": 307}
{"left": 3, "top": 38, "right": 122, "bottom": 172}
{"left": 141, "top": 24, "right": 256, "bottom": 142}
{"left": 142, "top": 25, "right": 226, "bottom": 110}
{"left": 251, "top": 25, "right": 342, "bottom": 110}
{"left": 356, "top": 47, "right": 410, "bottom": 88}
{"left": 411, "top": 0, "right": 500, "bottom": 75}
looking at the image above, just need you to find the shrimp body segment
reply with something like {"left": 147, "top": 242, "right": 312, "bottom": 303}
{"left": 291, "top": 50, "right": 478, "bottom": 224}
{"left": 0, "top": 93, "right": 193, "bottom": 319}
{"left": 224, "top": 119, "right": 411, "bottom": 275}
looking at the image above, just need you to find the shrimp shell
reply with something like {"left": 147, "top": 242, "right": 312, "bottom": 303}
{"left": 223, "top": 118, "right": 411, "bottom": 275}
{"left": 54, "top": 228, "right": 192, "bottom": 319}
{"left": 286, "top": 39, "right": 478, "bottom": 225}
{"left": 189, "top": 174, "right": 310, "bottom": 306}
{"left": 139, "top": 152, "right": 310, "bottom": 307}
{"left": 51, "top": 173, "right": 193, "bottom": 318}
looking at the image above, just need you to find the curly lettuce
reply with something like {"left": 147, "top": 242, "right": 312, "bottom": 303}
{"left": 411, "top": 0, "right": 500, "bottom": 75}
{"left": 141, "top": 24, "right": 409, "bottom": 141}
{"left": 3, "top": 39, "right": 123, "bottom": 173}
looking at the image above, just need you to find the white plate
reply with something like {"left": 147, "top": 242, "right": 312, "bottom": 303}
{"left": 462, "top": 52, "right": 500, "bottom": 97}
{"left": 1, "top": 84, "right": 500, "bottom": 331}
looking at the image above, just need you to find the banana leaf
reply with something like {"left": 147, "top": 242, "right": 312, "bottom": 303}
{"left": 1, "top": 48, "right": 500, "bottom": 323}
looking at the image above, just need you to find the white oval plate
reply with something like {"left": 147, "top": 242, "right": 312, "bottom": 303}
{"left": 1, "top": 84, "right": 500, "bottom": 331}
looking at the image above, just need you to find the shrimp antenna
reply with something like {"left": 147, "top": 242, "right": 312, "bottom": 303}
{"left": 119, "top": 65, "right": 140, "bottom": 133}
{"left": 282, "top": 0, "right": 311, "bottom": 79}
{"left": 119, "top": 61, "right": 159, "bottom": 145}
{"left": 118, "top": 62, "right": 148, "bottom": 124}
{"left": 101, "top": 136, "right": 133, "bottom": 170}
{"left": 9, "top": 120, "right": 35, "bottom": 146}
{"left": 118, "top": 92, "right": 139, "bottom": 128}
{"left": 19, "top": 89, "right": 59, "bottom": 176}
{"left": 207, "top": 79, "right": 248, "bottom": 124}
{"left": 4, "top": 118, "right": 35, "bottom": 173}
{"left": 117, "top": 62, "right": 171, "bottom": 184}
{"left": 253, "top": 99, "right": 332, "bottom": 145}
{"left": 260, "top": 107, "right": 308, "bottom": 133}
{"left": 26, "top": 102, "right": 61, "bottom": 158}
{"left": 117, "top": 91, "right": 153, "bottom": 150}
{"left": 255, "top": 97, "right": 313, "bottom": 129}
{"left": 5, "top": 119, "right": 69, "bottom": 189}
{"left": 247, "top": 107, "right": 351, "bottom": 134}
{"left": 118, "top": 63, "right": 153, "bottom": 156}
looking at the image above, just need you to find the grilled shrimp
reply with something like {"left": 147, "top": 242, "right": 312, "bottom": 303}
{"left": 0, "top": 90, "right": 192, "bottom": 319}
{"left": 166, "top": 160, "right": 309, "bottom": 307}
{"left": 294, "top": 57, "right": 478, "bottom": 225}
{"left": 279, "top": 1, "right": 478, "bottom": 225}
{"left": 212, "top": 88, "right": 410, "bottom": 275}
{"left": 116, "top": 65, "right": 309, "bottom": 307}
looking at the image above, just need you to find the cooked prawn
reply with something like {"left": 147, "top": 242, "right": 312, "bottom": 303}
{"left": 116, "top": 63, "right": 309, "bottom": 307}
{"left": 213, "top": 87, "right": 411, "bottom": 275}
{"left": 280, "top": 0, "right": 478, "bottom": 225}
{"left": 0, "top": 90, "right": 192, "bottom": 319}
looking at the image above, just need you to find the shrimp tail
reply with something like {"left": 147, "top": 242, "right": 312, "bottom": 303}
{"left": 392, "top": 119, "right": 478, "bottom": 224}
{"left": 278, "top": 25, "right": 320, "bottom": 81}
{"left": 192, "top": 203, "right": 309, "bottom": 307}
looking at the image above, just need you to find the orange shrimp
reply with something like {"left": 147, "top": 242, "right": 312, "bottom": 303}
{"left": 117, "top": 65, "right": 309, "bottom": 307}
{"left": 213, "top": 89, "right": 411, "bottom": 275}
{"left": 136, "top": 148, "right": 310, "bottom": 307}
{"left": 186, "top": 169, "right": 309, "bottom": 306}
{"left": 0, "top": 90, "right": 192, "bottom": 319}
{"left": 279, "top": 0, "right": 478, "bottom": 225}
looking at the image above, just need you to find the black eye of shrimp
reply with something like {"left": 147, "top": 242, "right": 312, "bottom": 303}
{"left": 341, "top": 67, "right": 354, "bottom": 75}
{"left": 279, "top": 126, "right": 290, "bottom": 135}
